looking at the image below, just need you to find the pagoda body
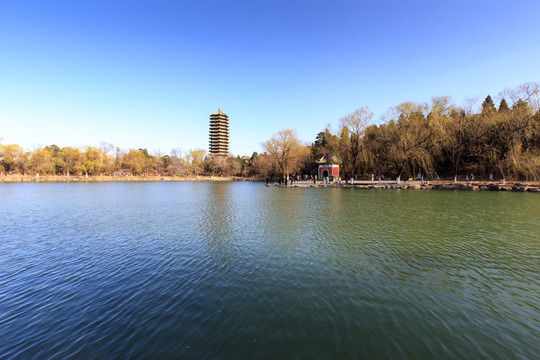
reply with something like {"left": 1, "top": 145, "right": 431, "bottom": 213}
{"left": 209, "top": 108, "right": 229, "bottom": 156}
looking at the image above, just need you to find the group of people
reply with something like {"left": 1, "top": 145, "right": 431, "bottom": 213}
{"left": 266, "top": 172, "right": 481, "bottom": 186}
{"left": 266, "top": 176, "right": 298, "bottom": 186}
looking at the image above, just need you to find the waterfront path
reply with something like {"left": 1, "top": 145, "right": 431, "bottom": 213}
{"left": 270, "top": 179, "right": 540, "bottom": 192}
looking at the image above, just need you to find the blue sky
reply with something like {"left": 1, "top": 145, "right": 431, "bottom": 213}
{"left": 1, "top": 0, "right": 539, "bottom": 156}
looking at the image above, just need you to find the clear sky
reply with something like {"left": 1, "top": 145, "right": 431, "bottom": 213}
{"left": 1, "top": 0, "right": 539, "bottom": 156}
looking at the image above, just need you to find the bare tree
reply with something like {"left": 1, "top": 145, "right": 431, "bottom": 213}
{"left": 499, "top": 82, "right": 540, "bottom": 112}
{"left": 462, "top": 96, "right": 480, "bottom": 115}
{"left": 263, "top": 129, "right": 301, "bottom": 179}
{"left": 99, "top": 142, "right": 114, "bottom": 156}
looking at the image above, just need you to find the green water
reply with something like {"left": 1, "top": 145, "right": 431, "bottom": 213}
{"left": 0, "top": 182, "right": 538, "bottom": 358}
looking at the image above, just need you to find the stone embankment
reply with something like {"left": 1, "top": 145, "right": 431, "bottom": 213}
{"left": 273, "top": 180, "right": 540, "bottom": 193}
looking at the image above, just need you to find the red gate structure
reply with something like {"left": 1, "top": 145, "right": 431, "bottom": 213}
{"left": 318, "top": 165, "right": 339, "bottom": 180}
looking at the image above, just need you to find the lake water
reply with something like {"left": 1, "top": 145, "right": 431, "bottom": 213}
{"left": 1, "top": 182, "right": 539, "bottom": 359}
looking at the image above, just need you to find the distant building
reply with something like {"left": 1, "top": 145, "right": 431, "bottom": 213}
{"left": 316, "top": 155, "right": 340, "bottom": 180}
{"left": 318, "top": 164, "right": 339, "bottom": 180}
{"left": 209, "top": 108, "right": 229, "bottom": 156}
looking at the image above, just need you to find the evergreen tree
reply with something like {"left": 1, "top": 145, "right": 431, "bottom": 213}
{"left": 314, "top": 131, "right": 328, "bottom": 147}
{"left": 481, "top": 95, "right": 496, "bottom": 115}
{"left": 512, "top": 99, "right": 529, "bottom": 112}
{"left": 498, "top": 98, "right": 510, "bottom": 112}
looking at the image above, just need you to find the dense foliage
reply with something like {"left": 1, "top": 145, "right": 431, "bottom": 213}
{"left": 322, "top": 84, "right": 540, "bottom": 181}
{"left": 286, "top": 82, "right": 540, "bottom": 181}
{"left": 2, "top": 82, "right": 539, "bottom": 180}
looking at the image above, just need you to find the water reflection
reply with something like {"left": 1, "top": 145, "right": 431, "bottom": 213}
{"left": 199, "top": 182, "right": 238, "bottom": 263}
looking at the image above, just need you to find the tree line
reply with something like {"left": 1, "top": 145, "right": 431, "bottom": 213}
{"left": 0, "top": 144, "right": 221, "bottom": 177}
{"left": 1, "top": 82, "right": 539, "bottom": 181}
{"left": 262, "top": 82, "right": 540, "bottom": 181}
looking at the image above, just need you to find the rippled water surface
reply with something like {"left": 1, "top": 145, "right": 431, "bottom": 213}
{"left": 1, "top": 182, "right": 539, "bottom": 359}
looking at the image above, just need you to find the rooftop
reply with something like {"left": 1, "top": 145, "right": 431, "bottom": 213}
{"left": 211, "top": 107, "right": 227, "bottom": 116}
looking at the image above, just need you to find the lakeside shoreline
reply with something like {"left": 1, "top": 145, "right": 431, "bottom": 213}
{"left": 274, "top": 180, "right": 540, "bottom": 192}
{"left": 0, "top": 175, "right": 248, "bottom": 183}
{"left": 1, "top": 175, "right": 539, "bottom": 192}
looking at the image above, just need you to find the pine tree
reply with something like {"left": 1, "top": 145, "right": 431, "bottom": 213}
{"left": 498, "top": 98, "right": 510, "bottom": 112}
{"left": 482, "top": 95, "right": 496, "bottom": 115}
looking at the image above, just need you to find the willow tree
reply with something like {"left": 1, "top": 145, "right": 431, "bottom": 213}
{"left": 440, "top": 109, "right": 468, "bottom": 181}
{"left": 0, "top": 143, "right": 26, "bottom": 173}
{"left": 57, "top": 147, "right": 83, "bottom": 176}
{"left": 30, "top": 147, "right": 56, "bottom": 175}
{"left": 496, "top": 100, "right": 539, "bottom": 180}
{"left": 362, "top": 124, "right": 392, "bottom": 178}
{"left": 263, "top": 129, "right": 301, "bottom": 179}
{"left": 186, "top": 149, "right": 207, "bottom": 175}
{"left": 82, "top": 146, "right": 106, "bottom": 175}
{"left": 339, "top": 107, "right": 373, "bottom": 176}
{"left": 122, "top": 149, "right": 147, "bottom": 175}
{"left": 382, "top": 102, "right": 440, "bottom": 180}
{"left": 250, "top": 152, "right": 274, "bottom": 178}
